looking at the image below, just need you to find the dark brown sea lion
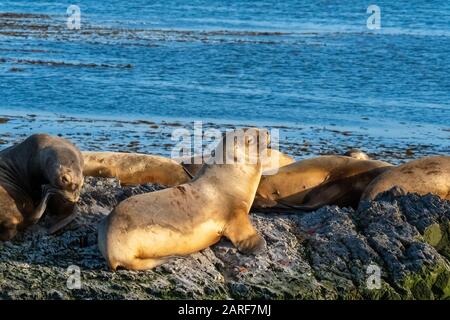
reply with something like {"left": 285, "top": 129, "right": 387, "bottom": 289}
{"left": 253, "top": 155, "right": 393, "bottom": 211}
{"left": 361, "top": 156, "right": 450, "bottom": 202}
{"left": 0, "top": 134, "right": 84, "bottom": 240}
{"left": 98, "top": 128, "right": 269, "bottom": 270}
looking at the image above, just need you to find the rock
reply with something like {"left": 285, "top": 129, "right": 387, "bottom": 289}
{"left": 0, "top": 179, "right": 449, "bottom": 299}
{"left": 355, "top": 189, "right": 450, "bottom": 299}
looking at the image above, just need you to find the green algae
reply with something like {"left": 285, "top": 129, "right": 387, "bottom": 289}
{"left": 423, "top": 221, "right": 450, "bottom": 260}
{"left": 402, "top": 263, "right": 450, "bottom": 300}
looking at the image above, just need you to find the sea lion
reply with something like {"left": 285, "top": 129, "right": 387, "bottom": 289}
{"left": 0, "top": 134, "right": 84, "bottom": 240}
{"left": 180, "top": 148, "right": 295, "bottom": 177}
{"left": 82, "top": 151, "right": 191, "bottom": 186}
{"left": 182, "top": 147, "right": 372, "bottom": 177}
{"left": 344, "top": 148, "right": 370, "bottom": 160}
{"left": 361, "top": 156, "right": 450, "bottom": 202}
{"left": 253, "top": 155, "right": 393, "bottom": 211}
{"left": 98, "top": 128, "right": 269, "bottom": 270}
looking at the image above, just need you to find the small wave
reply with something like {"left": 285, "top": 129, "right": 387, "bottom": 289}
{"left": 0, "top": 12, "right": 51, "bottom": 19}
{"left": 1, "top": 57, "right": 133, "bottom": 69}
{"left": 0, "top": 47, "right": 55, "bottom": 53}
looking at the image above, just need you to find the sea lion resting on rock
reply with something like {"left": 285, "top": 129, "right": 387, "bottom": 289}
{"left": 253, "top": 155, "right": 393, "bottom": 211}
{"left": 361, "top": 156, "right": 450, "bottom": 202}
{"left": 0, "top": 134, "right": 84, "bottom": 241}
{"left": 98, "top": 128, "right": 269, "bottom": 270}
{"left": 82, "top": 148, "right": 293, "bottom": 186}
{"left": 182, "top": 148, "right": 371, "bottom": 178}
{"left": 82, "top": 151, "right": 191, "bottom": 186}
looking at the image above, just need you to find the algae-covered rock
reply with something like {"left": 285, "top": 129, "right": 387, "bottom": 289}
{"left": 356, "top": 190, "right": 450, "bottom": 299}
{"left": 0, "top": 179, "right": 449, "bottom": 300}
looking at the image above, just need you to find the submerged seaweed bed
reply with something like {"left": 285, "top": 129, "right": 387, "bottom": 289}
{"left": 0, "top": 114, "right": 449, "bottom": 300}
{"left": 0, "top": 113, "right": 448, "bottom": 165}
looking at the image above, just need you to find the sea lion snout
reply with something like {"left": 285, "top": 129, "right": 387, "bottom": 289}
{"left": 54, "top": 167, "right": 83, "bottom": 196}
{"left": 59, "top": 171, "right": 80, "bottom": 191}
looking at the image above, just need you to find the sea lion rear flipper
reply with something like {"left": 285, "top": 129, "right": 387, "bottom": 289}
{"left": 116, "top": 257, "right": 168, "bottom": 271}
{"left": 278, "top": 183, "right": 347, "bottom": 212}
{"left": 224, "top": 212, "right": 266, "bottom": 255}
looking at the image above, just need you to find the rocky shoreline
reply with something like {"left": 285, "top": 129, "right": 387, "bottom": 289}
{"left": 1, "top": 177, "right": 449, "bottom": 300}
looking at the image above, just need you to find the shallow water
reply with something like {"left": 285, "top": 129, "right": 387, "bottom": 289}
{"left": 0, "top": 1, "right": 449, "bottom": 150}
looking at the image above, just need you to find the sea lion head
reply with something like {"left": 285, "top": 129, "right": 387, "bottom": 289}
{"left": 344, "top": 148, "right": 370, "bottom": 160}
{"left": 213, "top": 128, "right": 270, "bottom": 166}
{"left": 40, "top": 142, "right": 84, "bottom": 203}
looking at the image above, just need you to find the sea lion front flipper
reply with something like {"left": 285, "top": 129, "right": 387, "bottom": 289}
{"left": 182, "top": 166, "right": 194, "bottom": 179}
{"left": 224, "top": 212, "right": 266, "bottom": 255}
{"left": 47, "top": 211, "right": 78, "bottom": 234}
{"left": 29, "top": 186, "right": 56, "bottom": 224}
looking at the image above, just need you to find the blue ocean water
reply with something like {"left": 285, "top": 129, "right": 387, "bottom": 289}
{"left": 0, "top": 1, "right": 449, "bottom": 144}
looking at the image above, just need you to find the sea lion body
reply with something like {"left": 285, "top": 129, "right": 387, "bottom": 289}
{"left": 98, "top": 128, "right": 268, "bottom": 270}
{"left": 82, "top": 151, "right": 190, "bottom": 186}
{"left": 181, "top": 148, "right": 295, "bottom": 177}
{"left": 361, "top": 156, "right": 450, "bottom": 201}
{"left": 253, "top": 155, "right": 393, "bottom": 210}
{"left": 0, "top": 134, "right": 84, "bottom": 240}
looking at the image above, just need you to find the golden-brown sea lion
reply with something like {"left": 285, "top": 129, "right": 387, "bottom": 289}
{"left": 0, "top": 134, "right": 84, "bottom": 240}
{"left": 98, "top": 128, "right": 269, "bottom": 271}
{"left": 253, "top": 155, "right": 393, "bottom": 211}
{"left": 82, "top": 151, "right": 191, "bottom": 186}
{"left": 182, "top": 147, "right": 372, "bottom": 178}
{"left": 180, "top": 148, "right": 295, "bottom": 177}
{"left": 361, "top": 156, "right": 450, "bottom": 202}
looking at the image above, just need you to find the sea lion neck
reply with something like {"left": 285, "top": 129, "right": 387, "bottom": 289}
{"left": 26, "top": 141, "right": 50, "bottom": 194}
{"left": 193, "top": 163, "right": 262, "bottom": 208}
{"left": 0, "top": 138, "right": 47, "bottom": 204}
